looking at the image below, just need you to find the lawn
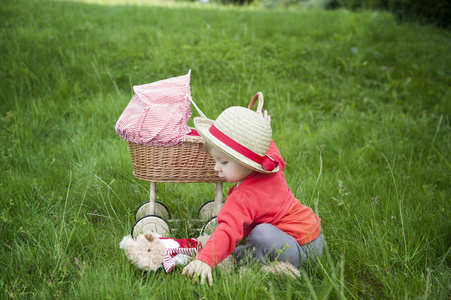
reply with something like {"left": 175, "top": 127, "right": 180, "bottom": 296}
{"left": 1, "top": 0, "right": 450, "bottom": 298}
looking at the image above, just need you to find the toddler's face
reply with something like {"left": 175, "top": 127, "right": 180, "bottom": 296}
{"left": 209, "top": 148, "right": 253, "bottom": 184}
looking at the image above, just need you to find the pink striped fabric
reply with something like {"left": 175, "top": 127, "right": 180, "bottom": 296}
{"left": 161, "top": 238, "right": 202, "bottom": 273}
{"left": 115, "top": 70, "right": 193, "bottom": 146}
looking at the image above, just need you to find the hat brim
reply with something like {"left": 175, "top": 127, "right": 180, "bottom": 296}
{"left": 194, "top": 117, "right": 279, "bottom": 174}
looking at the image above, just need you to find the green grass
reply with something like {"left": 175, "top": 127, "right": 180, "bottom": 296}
{"left": 1, "top": 0, "right": 450, "bottom": 298}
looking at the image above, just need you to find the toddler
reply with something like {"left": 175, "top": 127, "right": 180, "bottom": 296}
{"left": 182, "top": 104, "right": 323, "bottom": 286}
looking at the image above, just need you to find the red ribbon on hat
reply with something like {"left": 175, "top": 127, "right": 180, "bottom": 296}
{"left": 209, "top": 124, "right": 278, "bottom": 172}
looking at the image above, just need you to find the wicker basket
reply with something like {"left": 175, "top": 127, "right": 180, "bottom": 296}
{"left": 128, "top": 133, "right": 221, "bottom": 183}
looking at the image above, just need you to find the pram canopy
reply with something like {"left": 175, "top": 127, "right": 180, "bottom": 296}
{"left": 115, "top": 70, "right": 193, "bottom": 146}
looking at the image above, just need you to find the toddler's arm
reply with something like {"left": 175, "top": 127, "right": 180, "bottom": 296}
{"left": 182, "top": 259, "right": 213, "bottom": 286}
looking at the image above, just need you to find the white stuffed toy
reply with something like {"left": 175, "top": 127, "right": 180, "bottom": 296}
{"left": 120, "top": 233, "right": 210, "bottom": 272}
{"left": 120, "top": 233, "right": 300, "bottom": 278}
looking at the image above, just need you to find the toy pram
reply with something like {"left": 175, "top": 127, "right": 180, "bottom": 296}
{"left": 116, "top": 71, "right": 265, "bottom": 238}
{"left": 115, "top": 71, "right": 223, "bottom": 237}
{"left": 127, "top": 133, "right": 224, "bottom": 237}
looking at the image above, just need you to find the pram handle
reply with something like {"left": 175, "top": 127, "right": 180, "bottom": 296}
{"left": 248, "top": 92, "right": 264, "bottom": 114}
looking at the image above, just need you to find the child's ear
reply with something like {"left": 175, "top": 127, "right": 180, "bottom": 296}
{"left": 144, "top": 233, "right": 155, "bottom": 242}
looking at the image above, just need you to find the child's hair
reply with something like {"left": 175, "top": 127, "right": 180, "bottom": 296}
{"left": 204, "top": 141, "right": 213, "bottom": 154}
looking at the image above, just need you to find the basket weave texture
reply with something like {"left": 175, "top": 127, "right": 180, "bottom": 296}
{"left": 128, "top": 134, "right": 221, "bottom": 183}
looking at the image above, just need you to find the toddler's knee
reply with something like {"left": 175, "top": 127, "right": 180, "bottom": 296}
{"left": 247, "top": 224, "right": 277, "bottom": 247}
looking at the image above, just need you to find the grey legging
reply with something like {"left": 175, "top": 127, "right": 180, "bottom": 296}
{"left": 234, "top": 223, "right": 324, "bottom": 268}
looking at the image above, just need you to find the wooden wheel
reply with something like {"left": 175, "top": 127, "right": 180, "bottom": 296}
{"left": 136, "top": 201, "right": 171, "bottom": 220}
{"left": 132, "top": 215, "right": 170, "bottom": 238}
{"left": 198, "top": 200, "right": 216, "bottom": 220}
{"left": 200, "top": 216, "right": 218, "bottom": 236}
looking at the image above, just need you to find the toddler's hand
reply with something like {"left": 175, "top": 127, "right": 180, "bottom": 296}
{"left": 182, "top": 259, "right": 213, "bottom": 286}
{"left": 258, "top": 110, "right": 271, "bottom": 124}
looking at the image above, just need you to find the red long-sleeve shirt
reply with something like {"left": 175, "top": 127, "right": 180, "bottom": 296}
{"left": 195, "top": 141, "right": 321, "bottom": 268}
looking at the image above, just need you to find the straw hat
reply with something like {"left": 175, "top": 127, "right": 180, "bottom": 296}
{"left": 194, "top": 106, "right": 279, "bottom": 174}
